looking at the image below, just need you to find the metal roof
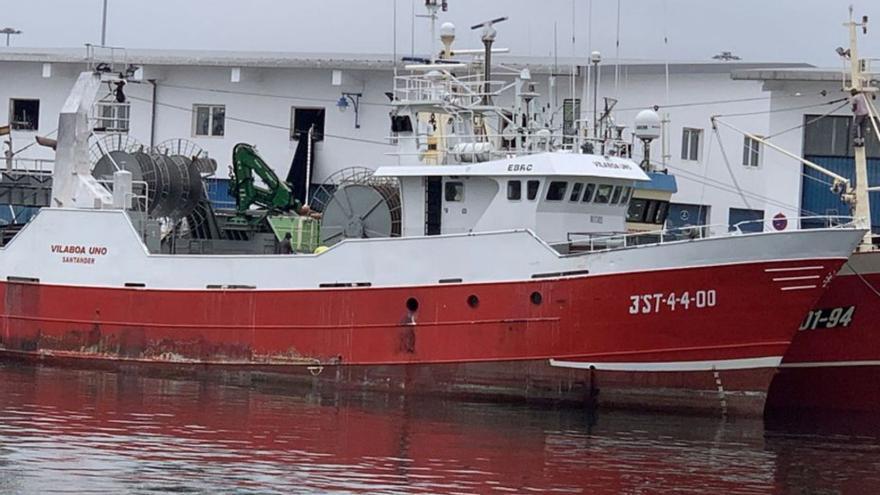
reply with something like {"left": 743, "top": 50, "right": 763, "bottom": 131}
{"left": 731, "top": 67, "right": 852, "bottom": 83}
{"left": 0, "top": 47, "right": 814, "bottom": 75}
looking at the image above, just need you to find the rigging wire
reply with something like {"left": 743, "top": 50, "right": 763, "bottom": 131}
{"left": 763, "top": 101, "right": 850, "bottom": 140}
{"left": 713, "top": 98, "right": 847, "bottom": 119}
{"left": 711, "top": 122, "right": 752, "bottom": 209}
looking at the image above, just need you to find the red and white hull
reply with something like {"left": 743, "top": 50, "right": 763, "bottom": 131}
{"left": 767, "top": 250, "right": 880, "bottom": 413}
{"left": 0, "top": 209, "right": 864, "bottom": 415}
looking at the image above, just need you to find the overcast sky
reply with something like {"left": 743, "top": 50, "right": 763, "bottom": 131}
{"left": 1, "top": 0, "right": 879, "bottom": 66}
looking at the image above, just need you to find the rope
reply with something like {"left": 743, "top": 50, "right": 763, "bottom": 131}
{"left": 847, "top": 260, "right": 880, "bottom": 299}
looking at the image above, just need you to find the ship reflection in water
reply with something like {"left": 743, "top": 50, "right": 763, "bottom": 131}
{"left": 0, "top": 364, "right": 878, "bottom": 494}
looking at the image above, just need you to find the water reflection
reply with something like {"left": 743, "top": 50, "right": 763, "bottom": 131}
{"left": 0, "top": 363, "right": 877, "bottom": 494}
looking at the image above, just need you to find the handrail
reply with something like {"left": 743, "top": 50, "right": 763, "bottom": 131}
{"left": 565, "top": 215, "right": 860, "bottom": 253}
{"left": 5, "top": 158, "right": 55, "bottom": 174}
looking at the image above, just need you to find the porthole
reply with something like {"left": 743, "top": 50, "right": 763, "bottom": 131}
{"left": 467, "top": 294, "right": 480, "bottom": 308}
{"left": 530, "top": 291, "right": 543, "bottom": 305}
{"left": 406, "top": 297, "right": 420, "bottom": 312}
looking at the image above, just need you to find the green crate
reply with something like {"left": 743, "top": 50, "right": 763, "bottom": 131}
{"left": 268, "top": 215, "right": 321, "bottom": 253}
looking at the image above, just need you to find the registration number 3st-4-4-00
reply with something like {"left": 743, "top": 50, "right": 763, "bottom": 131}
{"left": 628, "top": 290, "right": 717, "bottom": 315}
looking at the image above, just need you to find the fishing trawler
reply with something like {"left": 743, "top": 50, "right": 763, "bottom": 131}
{"left": 0, "top": 15, "right": 866, "bottom": 416}
{"left": 763, "top": 11, "right": 880, "bottom": 413}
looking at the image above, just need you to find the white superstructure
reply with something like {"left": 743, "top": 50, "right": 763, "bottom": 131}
{"left": 0, "top": 45, "right": 860, "bottom": 231}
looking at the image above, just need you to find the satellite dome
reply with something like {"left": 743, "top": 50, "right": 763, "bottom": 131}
{"left": 634, "top": 109, "right": 661, "bottom": 140}
{"left": 440, "top": 22, "right": 455, "bottom": 38}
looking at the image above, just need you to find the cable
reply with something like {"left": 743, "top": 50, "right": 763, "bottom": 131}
{"left": 764, "top": 101, "right": 850, "bottom": 140}
{"left": 714, "top": 98, "right": 847, "bottom": 119}
{"left": 615, "top": 95, "right": 773, "bottom": 112}
{"left": 662, "top": 162, "right": 824, "bottom": 216}
{"left": 711, "top": 123, "right": 752, "bottom": 209}
{"left": 158, "top": 82, "right": 392, "bottom": 108}
{"left": 12, "top": 127, "right": 58, "bottom": 155}
{"left": 129, "top": 95, "right": 394, "bottom": 147}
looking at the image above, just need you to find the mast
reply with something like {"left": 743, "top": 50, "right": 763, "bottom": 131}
{"left": 847, "top": 8, "right": 872, "bottom": 251}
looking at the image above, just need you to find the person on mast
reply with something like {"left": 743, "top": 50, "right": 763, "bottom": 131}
{"left": 851, "top": 88, "right": 870, "bottom": 147}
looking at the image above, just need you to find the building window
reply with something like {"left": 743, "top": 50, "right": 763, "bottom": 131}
{"left": 96, "top": 99, "right": 130, "bottom": 133}
{"left": 445, "top": 181, "right": 464, "bottom": 202}
{"left": 546, "top": 181, "right": 568, "bottom": 201}
{"left": 743, "top": 136, "right": 761, "bottom": 167}
{"left": 681, "top": 128, "right": 702, "bottom": 162}
{"left": 569, "top": 183, "right": 584, "bottom": 202}
{"left": 9, "top": 99, "right": 39, "bottom": 131}
{"left": 193, "top": 104, "right": 225, "bottom": 137}
{"left": 581, "top": 183, "right": 596, "bottom": 203}
{"left": 291, "top": 107, "right": 325, "bottom": 141}
{"left": 507, "top": 180, "right": 521, "bottom": 200}
{"left": 527, "top": 180, "right": 540, "bottom": 201}
{"left": 594, "top": 184, "right": 613, "bottom": 204}
{"left": 563, "top": 98, "right": 581, "bottom": 144}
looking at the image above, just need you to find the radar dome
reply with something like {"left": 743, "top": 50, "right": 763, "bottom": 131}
{"left": 440, "top": 22, "right": 455, "bottom": 39}
{"left": 634, "top": 109, "right": 661, "bottom": 140}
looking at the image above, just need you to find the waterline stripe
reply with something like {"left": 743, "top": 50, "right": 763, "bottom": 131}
{"left": 549, "top": 356, "right": 782, "bottom": 372}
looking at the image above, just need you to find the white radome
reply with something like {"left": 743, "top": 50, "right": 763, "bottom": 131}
{"left": 634, "top": 109, "right": 662, "bottom": 140}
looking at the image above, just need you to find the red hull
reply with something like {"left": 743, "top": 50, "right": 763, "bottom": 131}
{"left": 768, "top": 251, "right": 880, "bottom": 413}
{"left": 1, "top": 258, "right": 843, "bottom": 415}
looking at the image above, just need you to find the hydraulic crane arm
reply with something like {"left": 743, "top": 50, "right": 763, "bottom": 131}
{"left": 230, "top": 143, "right": 301, "bottom": 215}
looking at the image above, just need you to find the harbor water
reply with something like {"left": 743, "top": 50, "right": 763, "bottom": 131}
{"left": 0, "top": 363, "right": 878, "bottom": 494}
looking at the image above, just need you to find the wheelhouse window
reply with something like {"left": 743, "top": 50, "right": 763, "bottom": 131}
{"left": 581, "top": 183, "right": 596, "bottom": 203}
{"left": 445, "top": 181, "right": 464, "bottom": 202}
{"left": 681, "top": 127, "right": 702, "bottom": 162}
{"left": 569, "top": 182, "right": 584, "bottom": 202}
{"left": 619, "top": 186, "right": 633, "bottom": 205}
{"left": 627, "top": 198, "right": 648, "bottom": 222}
{"left": 594, "top": 184, "right": 613, "bottom": 204}
{"left": 629, "top": 200, "right": 671, "bottom": 225}
{"left": 655, "top": 201, "right": 670, "bottom": 224}
{"left": 9, "top": 99, "right": 39, "bottom": 131}
{"left": 527, "top": 180, "right": 540, "bottom": 200}
{"left": 507, "top": 180, "right": 521, "bottom": 200}
{"left": 610, "top": 185, "right": 623, "bottom": 204}
{"left": 743, "top": 136, "right": 761, "bottom": 167}
{"left": 546, "top": 181, "right": 568, "bottom": 201}
{"left": 291, "top": 107, "right": 326, "bottom": 141}
{"left": 193, "top": 104, "right": 225, "bottom": 137}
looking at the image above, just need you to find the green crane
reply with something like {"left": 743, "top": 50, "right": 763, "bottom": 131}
{"left": 229, "top": 143, "right": 301, "bottom": 215}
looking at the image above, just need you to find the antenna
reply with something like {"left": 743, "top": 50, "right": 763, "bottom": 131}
{"left": 0, "top": 27, "right": 22, "bottom": 47}
{"left": 417, "top": 0, "right": 449, "bottom": 63}
{"left": 614, "top": 0, "right": 621, "bottom": 94}
{"left": 470, "top": 16, "right": 508, "bottom": 105}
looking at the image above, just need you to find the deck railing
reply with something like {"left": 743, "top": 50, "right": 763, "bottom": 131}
{"left": 564, "top": 215, "right": 861, "bottom": 253}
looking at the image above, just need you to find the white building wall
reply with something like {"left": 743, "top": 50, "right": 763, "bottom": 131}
{"left": 0, "top": 55, "right": 814, "bottom": 228}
